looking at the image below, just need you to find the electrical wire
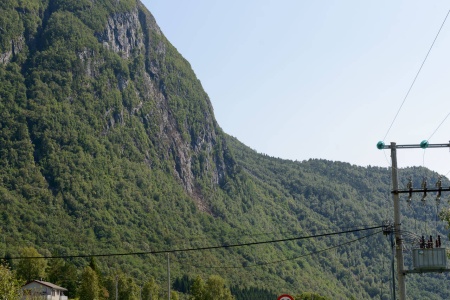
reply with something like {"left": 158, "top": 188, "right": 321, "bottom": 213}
{"left": 395, "top": 230, "right": 420, "bottom": 246}
{"left": 392, "top": 229, "right": 419, "bottom": 239}
{"left": 424, "top": 111, "right": 450, "bottom": 177}
{"left": 383, "top": 150, "right": 391, "bottom": 168}
{"left": 423, "top": 150, "right": 426, "bottom": 171}
{"left": 382, "top": 9, "right": 450, "bottom": 142}
{"left": 395, "top": 229, "right": 420, "bottom": 237}
{"left": 422, "top": 114, "right": 450, "bottom": 175}
{"left": 416, "top": 111, "right": 450, "bottom": 179}
{"left": 427, "top": 111, "right": 450, "bottom": 142}
{"left": 188, "top": 230, "right": 383, "bottom": 269}
{"left": 412, "top": 204, "right": 419, "bottom": 237}
{"left": 383, "top": 168, "right": 394, "bottom": 221}
{"left": 216, "top": 223, "right": 381, "bottom": 242}
{"left": 380, "top": 257, "right": 385, "bottom": 300}
{"left": 445, "top": 167, "right": 450, "bottom": 179}
{"left": 150, "top": 223, "right": 382, "bottom": 248}
{"left": 6, "top": 225, "right": 384, "bottom": 260}
{"left": 435, "top": 198, "right": 440, "bottom": 238}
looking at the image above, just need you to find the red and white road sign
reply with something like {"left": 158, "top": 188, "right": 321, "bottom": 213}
{"left": 277, "top": 294, "right": 294, "bottom": 300}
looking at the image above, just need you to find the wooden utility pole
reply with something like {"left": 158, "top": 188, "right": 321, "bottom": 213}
{"left": 390, "top": 142, "right": 406, "bottom": 300}
{"left": 388, "top": 227, "right": 396, "bottom": 300}
{"left": 115, "top": 275, "right": 119, "bottom": 300}
{"left": 168, "top": 253, "right": 171, "bottom": 300}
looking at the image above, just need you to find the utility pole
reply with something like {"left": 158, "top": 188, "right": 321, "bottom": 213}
{"left": 383, "top": 221, "right": 396, "bottom": 300}
{"left": 390, "top": 142, "right": 406, "bottom": 300}
{"left": 377, "top": 140, "right": 450, "bottom": 300}
{"left": 390, "top": 232, "right": 396, "bottom": 300}
{"left": 168, "top": 253, "right": 171, "bottom": 300}
{"left": 115, "top": 275, "right": 119, "bottom": 300}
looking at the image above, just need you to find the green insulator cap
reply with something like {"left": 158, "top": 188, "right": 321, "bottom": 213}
{"left": 376, "top": 141, "right": 385, "bottom": 150}
{"left": 420, "top": 140, "right": 429, "bottom": 149}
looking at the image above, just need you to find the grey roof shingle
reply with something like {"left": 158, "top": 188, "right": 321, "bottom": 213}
{"left": 24, "top": 280, "right": 68, "bottom": 291}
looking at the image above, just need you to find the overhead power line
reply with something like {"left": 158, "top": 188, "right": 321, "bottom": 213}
{"left": 188, "top": 230, "right": 383, "bottom": 269}
{"left": 383, "top": 9, "right": 450, "bottom": 142}
{"left": 165, "top": 223, "right": 381, "bottom": 244}
{"left": 427, "top": 111, "right": 450, "bottom": 141}
{"left": 6, "top": 225, "right": 384, "bottom": 260}
{"left": 422, "top": 111, "right": 450, "bottom": 171}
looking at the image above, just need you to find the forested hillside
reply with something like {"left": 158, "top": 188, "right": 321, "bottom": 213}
{"left": 1, "top": 0, "right": 450, "bottom": 299}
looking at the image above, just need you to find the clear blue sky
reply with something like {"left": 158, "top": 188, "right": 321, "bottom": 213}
{"left": 141, "top": 0, "right": 450, "bottom": 178}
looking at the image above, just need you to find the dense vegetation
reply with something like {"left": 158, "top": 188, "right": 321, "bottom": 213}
{"left": 1, "top": 0, "right": 450, "bottom": 299}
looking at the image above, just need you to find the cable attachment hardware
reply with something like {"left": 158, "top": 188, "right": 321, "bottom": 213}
{"left": 382, "top": 220, "right": 394, "bottom": 236}
{"left": 421, "top": 177, "right": 427, "bottom": 204}
{"left": 407, "top": 177, "right": 413, "bottom": 205}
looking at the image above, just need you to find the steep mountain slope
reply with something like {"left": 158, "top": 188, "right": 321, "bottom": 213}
{"left": 226, "top": 135, "right": 450, "bottom": 300}
{"left": 0, "top": 0, "right": 239, "bottom": 287}
{"left": 1, "top": 1, "right": 449, "bottom": 299}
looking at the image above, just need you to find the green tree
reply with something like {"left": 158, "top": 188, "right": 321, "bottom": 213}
{"left": 89, "top": 257, "right": 102, "bottom": 279}
{"left": 118, "top": 274, "right": 139, "bottom": 300}
{"left": 204, "top": 275, "right": 233, "bottom": 300}
{"left": 189, "top": 276, "right": 205, "bottom": 300}
{"left": 104, "top": 273, "right": 139, "bottom": 300}
{"left": 189, "top": 275, "right": 233, "bottom": 300}
{"left": 142, "top": 277, "right": 160, "bottom": 300}
{"left": 171, "top": 291, "right": 179, "bottom": 300}
{"left": 79, "top": 266, "right": 100, "bottom": 300}
{"left": 47, "top": 258, "right": 78, "bottom": 298}
{"left": 15, "top": 247, "right": 47, "bottom": 282}
{"left": 295, "top": 292, "right": 330, "bottom": 300}
{"left": 0, "top": 262, "right": 22, "bottom": 300}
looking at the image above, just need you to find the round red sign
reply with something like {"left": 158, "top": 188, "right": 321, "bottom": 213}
{"left": 277, "top": 294, "right": 294, "bottom": 300}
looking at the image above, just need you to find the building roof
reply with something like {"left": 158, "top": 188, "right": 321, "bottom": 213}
{"left": 22, "top": 280, "right": 68, "bottom": 291}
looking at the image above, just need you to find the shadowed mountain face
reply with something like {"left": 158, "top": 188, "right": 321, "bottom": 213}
{"left": 1, "top": 1, "right": 449, "bottom": 299}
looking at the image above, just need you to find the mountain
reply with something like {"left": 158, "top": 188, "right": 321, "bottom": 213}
{"left": 1, "top": 0, "right": 449, "bottom": 299}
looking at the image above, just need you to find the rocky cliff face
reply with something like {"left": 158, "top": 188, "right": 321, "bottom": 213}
{"left": 0, "top": 5, "right": 26, "bottom": 65}
{"left": 0, "top": 36, "right": 24, "bottom": 64}
{"left": 0, "top": 0, "right": 234, "bottom": 212}
{"left": 110, "top": 2, "right": 235, "bottom": 206}
{"left": 97, "top": 7, "right": 144, "bottom": 59}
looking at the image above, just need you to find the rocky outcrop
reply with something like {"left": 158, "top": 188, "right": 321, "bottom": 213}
{"left": 128, "top": 3, "right": 232, "bottom": 208}
{"left": 74, "top": 1, "right": 234, "bottom": 213}
{"left": 0, "top": 36, "right": 24, "bottom": 65}
{"left": 96, "top": 7, "right": 144, "bottom": 59}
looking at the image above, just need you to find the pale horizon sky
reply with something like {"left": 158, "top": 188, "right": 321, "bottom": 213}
{"left": 142, "top": 0, "right": 450, "bottom": 179}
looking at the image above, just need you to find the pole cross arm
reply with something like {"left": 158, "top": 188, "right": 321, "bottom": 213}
{"left": 377, "top": 141, "right": 450, "bottom": 150}
{"left": 392, "top": 187, "right": 450, "bottom": 194}
{"left": 404, "top": 268, "right": 450, "bottom": 275}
